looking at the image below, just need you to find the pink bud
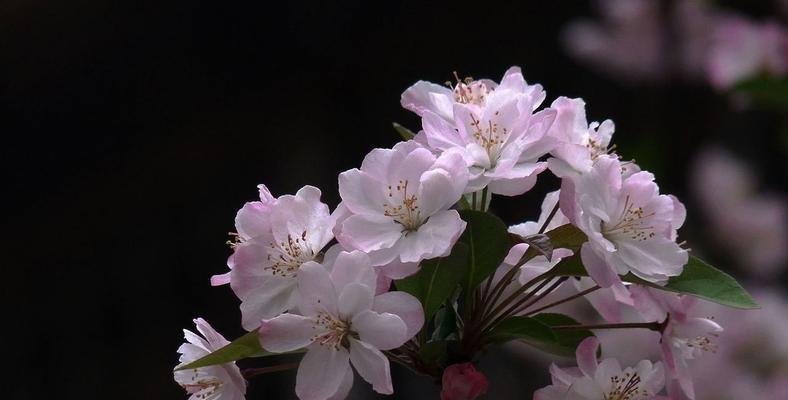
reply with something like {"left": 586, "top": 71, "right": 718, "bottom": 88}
{"left": 440, "top": 363, "right": 489, "bottom": 400}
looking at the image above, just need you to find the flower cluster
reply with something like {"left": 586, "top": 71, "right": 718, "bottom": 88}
{"left": 173, "top": 67, "right": 756, "bottom": 400}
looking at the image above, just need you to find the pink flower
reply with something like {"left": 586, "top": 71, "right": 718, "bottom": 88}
{"left": 707, "top": 16, "right": 788, "bottom": 89}
{"left": 211, "top": 184, "right": 277, "bottom": 286}
{"left": 440, "top": 363, "right": 489, "bottom": 400}
{"left": 629, "top": 287, "right": 723, "bottom": 400}
{"left": 562, "top": 156, "right": 688, "bottom": 297}
{"left": 337, "top": 141, "right": 468, "bottom": 269}
{"left": 535, "top": 337, "right": 665, "bottom": 400}
{"left": 546, "top": 97, "right": 615, "bottom": 178}
{"left": 404, "top": 67, "right": 557, "bottom": 196}
{"left": 174, "top": 318, "right": 247, "bottom": 400}
{"left": 218, "top": 185, "right": 338, "bottom": 330}
{"left": 259, "top": 251, "right": 424, "bottom": 400}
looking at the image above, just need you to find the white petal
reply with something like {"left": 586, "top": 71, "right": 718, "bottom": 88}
{"left": 259, "top": 313, "right": 315, "bottom": 353}
{"left": 372, "top": 291, "right": 425, "bottom": 339}
{"left": 330, "top": 251, "right": 377, "bottom": 293}
{"left": 238, "top": 275, "right": 297, "bottom": 330}
{"left": 298, "top": 261, "right": 338, "bottom": 316}
{"left": 338, "top": 283, "right": 375, "bottom": 320}
{"left": 296, "top": 345, "right": 351, "bottom": 400}
{"left": 349, "top": 338, "right": 394, "bottom": 395}
{"left": 337, "top": 214, "right": 403, "bottom": 253}
{"left": 352, "top": 310, "right": 408, "bottom": 350}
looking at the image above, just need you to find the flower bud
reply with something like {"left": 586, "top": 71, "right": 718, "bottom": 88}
{"left": 440, "top": 363, "right": 489, "bottom": 400}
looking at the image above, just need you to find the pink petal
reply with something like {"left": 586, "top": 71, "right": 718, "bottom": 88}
{"left": 352, "top": 310, "right": 408, "bottom": 351}
{"left": 297, "top": 261, "right": 338, "bottom": 316}
{"left": 576, "top": 336, "right": 600, "bottom": 378}
{"left": 296, "top": 345, "right": 351, "bottom": 400}
{"left": 372, "top": 291, "right": 425, "bottom": 339}
{"left": 338, "top": 283, "right": 375, "bottom": 320}
{"left": 349, "top": 338, "right": 394, "bottom": 394}
{"left": 330, "top": 251, "right": 377, "bottom": 293}
{"left": 259, "top": 313, "right": 315, "bottom": 353}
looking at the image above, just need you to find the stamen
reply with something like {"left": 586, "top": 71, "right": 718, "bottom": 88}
{"left": 383, "top": 180, "right": 422, "bottom": 232}
{"left": 602, "top": 195, "right": 657, "bottom": 241}
{"left": 265, "top": 230, "right": 315, "bottom": 277}
{"left": 606, "top": 371, "right": 648, "bottom": 400}
{"left": 311, "top": 312, "right": 350, "bottom": 350}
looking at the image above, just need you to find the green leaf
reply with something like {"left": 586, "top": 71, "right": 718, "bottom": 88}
{"left": 543, "top": 224, "right": 587, "bottom": 252}
{"left": 392, "top": 122, "right": 416, "bottom": 140}
{"left": 431, "top": 306, "right": 459, "bottom": 342}
{"left": 486, "top": 316, "right": 556, "bottom": 345}
{"left": 175, "top": 329, "right": 269, "bottom": 371}
{"left": 396, "top": 243, "right": 470, "bottom": 321}
{"left": 530, "top": 313, "right": 594, "bottom": 358}
{"left": 457, "top": 210, "right": 511, "bottom": 297}
{"left": 419, "top": 340, "right": 449, "bottom": 365}
{"left": 549, "top": 253, "right": 759, "bottom": 310}
{"left": 652, "top": 256, "right": 758, "bottom": 309}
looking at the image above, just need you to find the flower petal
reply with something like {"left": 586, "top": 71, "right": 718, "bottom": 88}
{"left": 372, "top": 291, "right": 425, "bottom": 339}
{"left": 576, "top": 336, "right": 599, "bottom": 378}
{"left": 338, "top": 283, "right": 375, "bottom": 320}
{"left": 298, "top": 261, "right": 338, "bottom": 316}
{"left": 259, "top": 313, "right": 315, "bottom": 353}
{"left": 349, "top": 338, "right": 394, "bottom": 394}
{"left": 296, "top": 345, "right": 351, "bottom": 400}
{"left": 330, "top": 251, "right": 377, "bottom": 293}
{"left": 352, "top": 310, "right": 408, "bottom": 350}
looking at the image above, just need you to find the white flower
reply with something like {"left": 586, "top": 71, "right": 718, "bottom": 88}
{"left": 221, "top": 185, "right": 338, "bottom": 330}
{"left": 535, "top": 337, "right": 665, "bottom": 400}
{"left": 174, "top": 318, "right": 247, "bottom": 400}
{"left": 337, "top": 141, "right": 468, "bottom": 269}
{"left": 563, "top": 156, "right": 688, "bottom": 296}
{"left": 404, "top": 67, "right": 557, "bottom": 196}
{"left": 259, "top": 251, "right": 424, "bottom": 400}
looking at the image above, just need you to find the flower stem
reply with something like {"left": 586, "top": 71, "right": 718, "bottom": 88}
{"left": 538, "top": 202, "right": 560, "bottom": 234}
{"left": 525, "top": 285, "right": 601, "bottom": 316}
{"left": 552, "top": 321, "right": 663, "bottom": 331}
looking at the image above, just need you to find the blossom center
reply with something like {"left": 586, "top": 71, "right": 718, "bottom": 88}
{"left": 602, "top": 195, "right": 656, "bottom": 242}
{"left": 468, "top": 112, "right": 509, "bottom": 165}
{"left": 311, "top": 312, "right": 351, "bottom": 350}
{"left": 384, "top": 180, "right": 423, "bottom": 232}
{"left": 266, "top": 230, "right": 315, "bottom": 277}
{"left": 181, "top": 373, "right": 222, "bottom": 398}
{"left": 605, "top": 371, "right": 648, "bottom": 400}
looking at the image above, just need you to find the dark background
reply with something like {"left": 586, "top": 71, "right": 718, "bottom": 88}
{"left": 2, "top": 1, "right": 784, "bottom": 399}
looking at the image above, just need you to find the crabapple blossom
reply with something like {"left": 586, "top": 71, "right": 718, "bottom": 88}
{"left": 337, "top": 140, "right": 468, "bottom": 269}
{"left": 174, "top": 318, "right": 247, "bottom": 400}
{"left": 440, "top": 363, "right": 489, "bottom": 400}
{"left": 562, "top": 156, "right": 688, "bottom": 296}
{"left": 221, "top": 185, "right": 338, "bottom": 330}
{"left": 546, "top": 97, "right": 615, "bottom": 178}
{"left": 211, "top": 184, "right": 277, "bottom": 286}
{"left": 258, "top": 251, "right": 423, "bottom": 400}
{"left": 629, "top": 287, "right": 723, "bottom": 400}
{"left": 411, "top": 67, "right": 557, "bottom": 195}
{"left": 534, "top": 337, "right": 665, "bottom": 400}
